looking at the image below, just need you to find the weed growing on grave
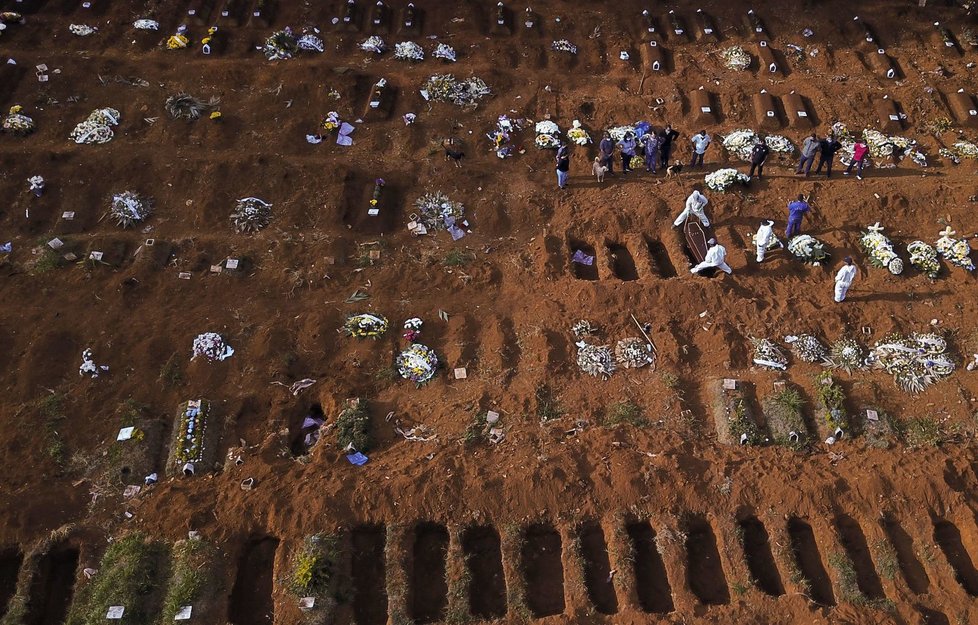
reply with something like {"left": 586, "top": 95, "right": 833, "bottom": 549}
{"left": 534, "top": 384, "right": 564, "bottom": 422}
{"left": 604, "top": 401, "right": 646, "bottom": 426}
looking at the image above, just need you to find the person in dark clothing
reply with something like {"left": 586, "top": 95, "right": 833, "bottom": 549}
{"left": 748, "top": 137, "right": 770, "bottom": 180}
{"left": 814, "top": 134, "right": 842, "bottom": 177}
{"left": 658, "top": 124, "right": 680, "bottom": 169}
{"left": 598, "top": 132, "right": 615, "bottom": 175}
{"left": 555, "top": 143, "right": 570, "bottom": 189}
{"left": 618, "top": 132, "right": 638, "bottom": 174}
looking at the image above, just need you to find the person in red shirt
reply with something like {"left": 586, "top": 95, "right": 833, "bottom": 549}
{"left": 844, "top": 138, "right": 869, "bottom": 180}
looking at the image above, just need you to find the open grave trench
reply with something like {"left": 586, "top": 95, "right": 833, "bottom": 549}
{"left": 2, "top": 511, "right": 976, "bottom": 624}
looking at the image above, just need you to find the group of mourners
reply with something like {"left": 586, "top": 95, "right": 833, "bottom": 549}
{"left": 554, "top": 123, "right": 868, "bottom": 303}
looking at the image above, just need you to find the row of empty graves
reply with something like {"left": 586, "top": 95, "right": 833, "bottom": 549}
{"left": 565, "top": 232, "right": 689, "bottom": 281}
{"left": 5, "top": 514, "right": 978, "bottom": 624}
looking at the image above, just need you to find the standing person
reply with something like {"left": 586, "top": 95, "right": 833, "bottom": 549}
{"left": 673, "top": 187, "right": 710, "bottom": 227}
{"left": 691, "top": 239, "right": 732, "bottom": 275}
{"left": 618, "top": 131, "right": 638, "bottom": 174}
{"left": 598, "top": 131, "right": 615, "bottom": 176}
{"left": 785, "top": 193, "right": 810, "bottom": 238}
{"left": 592, "top": 156, "right": 607, "bottom": 183}
{"left": 555, "top": 142, "right": 570, "bottom": 189}
{"left": 641, "top": 131, "right": 659, "bottom": 173}
{"left": 689, "top": 130, "right": 711, "bottom": 168}
{"left": 747, "top": 136, "right": 770, "bottom": 180}
{"left": 659, "top": 124, "right": 680, "bottom": 169}
{"left": 795, "top": 132, "right": 820, "bottom": 176}
{"left": 844, "top": 137, "right": 869, "bottom": 180}
{"left": 815, "top": 133, "right": 842, "bottom": 177}
{"left": 754, "top": 219, "right": 782, "bottom": 262}
{"left": 833, "top": 256, "right": 857, "bottom": 302}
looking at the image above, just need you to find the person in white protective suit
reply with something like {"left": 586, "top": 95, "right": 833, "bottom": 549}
{"left": 753, "top": 219, "right": 782, "bottom": 262}
{"left": 691, "top": 238, "right": 732, "bottom": 275}
{"left": 834, "top": 256, "right": 857, "bottom": 302}
{"left": 673, "top": 188, "right": 710, "bottom": 227}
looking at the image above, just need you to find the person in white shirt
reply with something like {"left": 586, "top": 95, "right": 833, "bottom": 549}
{"left": 834, "top": 256, "right": 857, "bottom": 302}
{"left": 689, "top": 130, "right": 711, "bottom": 168}
{"left": 673, "top": 188, "right": 710, "bottom": 227}
{"left": 753, "top": 219, "right": 782, "bottom": 262}
{"left": 691, "top": 238, "right": 732, "bottom": 274}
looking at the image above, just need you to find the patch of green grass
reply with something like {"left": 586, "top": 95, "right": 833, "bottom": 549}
{"left": 874, "top": 539, "right": 899, "bottom": 581}
{"left": 118, "top": 398, "right": 146, "bottom": 423}
{"left": 659, "top": 371, "right": 679, "bottom": 389}
{"left": 336, "top": 398, "right": 372, "bottom": 452}
{"left": 462, "top": 411, "right": 488, "bottom": 445}
{"left": 36, "top": 394, "right": 67, "bottom": 469}
{"left": 162, "top": 538, "right": 217, "bottom": 622}
{"left": 772, "top": 387, "right": 804, "bottom": 412}
{"left": 534, "top": 384, "right": 564, "bottom": 422}
{"left": 158, "top": 353, "right": 184, "bottom": 387}
{"left": 286, "top": 534, "right": 339, "bottom": 599}
{"left": 731, "top": 580, "right": 748, "bottom": 595}
{"left": 37, "top": 393, "right": 64, "bottom": 420}
{"left": 899, "top": 417, "right": 944, "bottom": 448}
{"left": 29, "top": 248, "right": 60, "bottom": 275}
{"left": 603, "top": 401, "right": 646, "bottom": 426}
{"left": 828, "top": 552, "right": 862, "bottom": 604}
{"left": 443, "top": 249, "right": 475, "bottom": 267}
{"left": 373, "top": 365, "right": 398, "bottom": 385}
{"left": 66, "top": 533, "right": 164, "bottom": 625}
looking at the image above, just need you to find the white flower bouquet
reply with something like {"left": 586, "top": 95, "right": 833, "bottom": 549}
{"left": 432, "top": 43, "right": 456, "bottom": 62}
{"left": 935, "top": 227, "right": 974, "bottom": 271}
{"left": 191, "top": 332, "right": 234, "bottom": 362}
{"left": 907, "top": 240, "right": 940, "bottom": 278}
{"left": 825, "top": 336, "right": 866, "bottom": 374}
{"left": 722, "top": 129, "right": 756, "bottom": 160}
{"left": 750, "top": 337, "right": 788, "bottom": 370}
{"left": 422, "top": 74, "right": 491, "bottom": 106}
{"left": 867, "top": 332, "right": 954, "bottom": 394}
{"left": 765, "top": 134, "right": 794, "bottom": 155}
{"left": 720, "top": 45, "right": 751, "bottom": 70}
{"left": 607, "top": 125, "right": 636, "bottom": 142}
{"left": 535, "top": 120, "right": 561, "bottom": 150}
{"left": 785, "top": 334, "right": 829, "bottom": 363}
{"left": 396, "top": 343, "right": 439, "bottom": 384}
{"left": 860, "top": 223, "right": 904, "bottom": 274}
{"left": 787, "top": 234, "right": 828, "bottom": 265}
{"left": 577, "top": 343, "right": 616, "bottom": 379}
{"left": 704, "top": 168, "right": 749, "bottom": 192}
{"left": 394, "top": 41, "right": 424, "bottom": 61}
{"left": 70, "top": 107, "right": 120, "bottom": 144}
{"left": 940, "top": 147, "right": 960, "bottom": 165}
{"left": 566, "top": 120, "right": 591, "bottom": 145}
{"left": 2, "top": 106, "right": 35, "bottom": 135}
{"left": 110, "top": 191, "right": 153, "bottom": 228}
{"left": 551, "top": 39, "right": 578, "bottom": 54}
{"left": 953, "top": 140, "right": 978, "bottom": 159}
{"left": 359, "top": 36, "right": 385, "bottom": 54}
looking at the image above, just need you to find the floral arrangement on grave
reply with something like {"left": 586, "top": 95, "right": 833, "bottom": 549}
{"left": 69, "top": 107, "right": 120, "bottom": 144}
{"left": 176, "top": 400, "right": 208, "bottom": 464}
{"left": 394, "top": 41, "right": 424, "bottom": 61}
{"left": 343, "top": 313, "right": 389, "bottom": 339}
{"left": 414, "top": 191, "right": 465, "bottom": 231}
{"left": 296, "top": 31, "right": 324, "bottom": 53}
{"left": 907, "top": 240, "right": 940, "bottom": 278}
{"left": 834, "top": 123, "right": 927, "bottom": 168}
{"left": 165, "top": 93, "right": 220, "bottom": 120}
{"left": 720, "top": 45, "right": 751, "bottom": 70}
{"left": 815, "top": 372, "right": 849, "bottom": 433}
{"left": 787, "top": 234, "right": 828, "bottom": 265}
{"left": 191, "top": 332, "right": 234, "bottom": 362}
{"left": 704, "top": 168, "right": 749, "bottom": 192}
{"left": 630, "top": 156, "right": 644, "bottom": 169}
{"left": 935, "top": 227, "right": 974, "bottom": 271}
{"left": 369, "top": 179, "right": 385, "bottom": 211}
{"left": 422, "top": 75, "right": 491, "bottom": 106}
{"left": 396, "top": 344, "right": 439, "bottom": 385}
{"left": 825, "top": 336, "right": 866, "bottom": 374}
{"left": 432, "top": 43, "right": 457, "bottom": 62}
{"left": 551, "top": 39, "right": 578, "bottom": 54}
{"left": 534, "top": 120, "right": 561, "bottom": 149}
{"left": 952, "top": 140, "right": 978, "bottom": 160}
{"left": 322, "top": 111, "right": 341, "bottom": 132}
{"left": 785, "top": 334, "right": 829, "bottom": 363}
{"left": 728, "top": 397, "right": 763, "bottom": 445}
{"left": 2, "top": 105, "right": 35, "bottom": 135}
{"left": 615, "top": 338, "right": 655, "bottom": 369}
{"left": 360, "top": 35, "right": 386, "bottom": 54}
{"left": 866, "top": 333, "right": 955, "bottom": 393}
{"left": 231, "top": 197, "right": 272, "bottom": 233}
{"left": 566, "top": 120, "right": 591, "bottom": 145}
{"left": 722, "top": 129, "right": 794, "bottom": 161}
{"left": 750, "top": 337, "right": 788, "bottom": 370}
{"left": 69, "top": 24, "right": 97, "bottom": 36}
{"left": 607, "top": 125, "right": 636, "bottom": 142}
{"left": 110, "top": 191, "right": 153, "bottom": 228}
{"left": 166, "top": 25, "right": 189, "bottom": 49}
{"left": 860, "top": 223, "right": 904, "bottom": 274}
{"left": 577, "top": 343, "right": 616, "bottom": 379}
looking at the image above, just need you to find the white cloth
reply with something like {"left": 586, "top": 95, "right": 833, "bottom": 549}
{"left": 674, "top": 190, "right": 710, "bottom": 226}
{"left": 834, "top": 264, "right": 857, "bottom": 302}
{"left": 691, "top": 244, "right": 732, "bottom": 274}
{"left": 691, "top": 134, "right": 712, "bottom": 154}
